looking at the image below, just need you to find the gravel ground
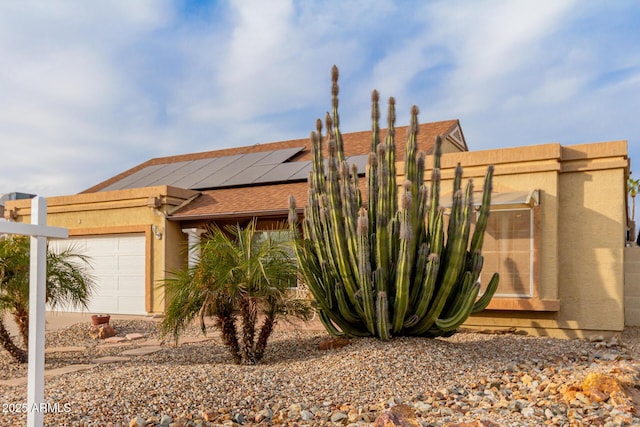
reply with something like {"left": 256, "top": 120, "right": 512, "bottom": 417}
{"left": 1, "top": 320, "right": 639, "bottom": 426}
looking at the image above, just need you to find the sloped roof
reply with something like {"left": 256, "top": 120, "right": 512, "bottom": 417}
{"left": 171, "top": 181, "right": 310, "bottom": 220}
{"left": 83, "top": 119, "right": 462, "bottom": 194}
{"left": 82, "top": 119, "right": 464, "bottom": 220}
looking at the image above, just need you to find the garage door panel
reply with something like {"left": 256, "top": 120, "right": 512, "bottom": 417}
{"left": 118, "top": 255, "right": 145, "bottom": 272}
{"left": 91, "top": 256, "right": 118, "bottom": 271}
{"left": 118, "top": 277, "right": 145, "bottom": 294}
{"left": 48, "top": 234, "right": 146, "bottom": 315}
{"left": 90, "top": 297, "right": 117, "bottom": 314}
{"left": 86, "top": 239, "right": 118, "bottom": 252}
{"left": 117, "top": 297, "right": 144, "bottom": 314}
{"left": 119, "top": 238, "right": 145, "bottom": 252}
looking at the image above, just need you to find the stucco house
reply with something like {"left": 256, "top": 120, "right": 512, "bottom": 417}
{"left": 3, "top": 119, "right": 631, "bottom": 338}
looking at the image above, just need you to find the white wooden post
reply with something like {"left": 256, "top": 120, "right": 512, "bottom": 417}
{"left": 0, "top": 197, "right": 68, "bottom": 427}
{"left": 182, "top": 228, "right": 205, "bottom": 268}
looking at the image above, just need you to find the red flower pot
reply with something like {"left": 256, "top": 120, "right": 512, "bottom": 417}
{"left": 91, "top": 314, "right": 110, "bottom": 326}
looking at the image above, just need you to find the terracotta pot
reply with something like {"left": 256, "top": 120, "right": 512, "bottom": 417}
{"left": 91, "top": 314, "right": 110, "bottom": 326}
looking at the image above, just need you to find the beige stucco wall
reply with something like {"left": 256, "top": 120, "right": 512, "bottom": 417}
{"left": 3, "top": 186, "right": 198, "bottom": 314}
{"left": 557, "top": 166, "right": 626, "bottom": 332}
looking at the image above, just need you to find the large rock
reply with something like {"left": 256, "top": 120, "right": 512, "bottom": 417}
{"left": 318, "top": 337, "right": 351, "bottom": 351}
{"left": 89, "top": 324, "right": 117, "bottom": 339}
{"left": 202, "top": 409, "right": 216, "bottom": 422}
{"left": 582, "top": 371, "right": 636, "bottom": 406}
{"left": 561, "top": 370, "right": 638, "bottom": 408}
{"left": 373, "top": 404, "right": 420, "bottom": 427}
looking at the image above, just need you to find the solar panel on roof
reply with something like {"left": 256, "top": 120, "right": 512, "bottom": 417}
{"left": 191, "top": 150, "right": 289, "bottom": 189}
{"left": 255, "top": 147, "right": 305, "bottom": 165}
{"left": 134, "top": 161, "right": 191, "bottom": 187}
{"left": 223, "top": 164, "right": 277, "bottom": 186}
{"left": 99, "top": 147, "right": 312, "bottom": 192}
{"left": 229, "top": 151, "right": 271, "bottom": 169}
{"left": 287, "top": 161, "right": 313, "bottom": 181}
{"left": 146, "top": 159, "right": 219, "bottom": 187}
{"left": 100, "top": 164, "right": 165, "bottom": 192}
{"left": 175, "top": 154, "right": 242, "bottom": 189}
{"left": 190, "top": 160, "right": 246, "bottom": 189}
{"left": 253, "top": 162, "right": 310, "bottom": 184}
{"left": 166, "top": 157, "right": 228, "bottom": 189}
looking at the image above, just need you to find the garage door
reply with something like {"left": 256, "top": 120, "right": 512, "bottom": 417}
{"left": 49, "top": 234, "right": 146, "bottom": 315}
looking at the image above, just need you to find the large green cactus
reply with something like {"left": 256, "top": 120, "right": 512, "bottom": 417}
{"left": 288, "top": 66, "right": 499, "bottom": 339}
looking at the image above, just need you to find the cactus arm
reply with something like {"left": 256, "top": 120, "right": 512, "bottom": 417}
{"left": 357, "top": 208, "right": 376, "bottom": 335}
{"left": 427, "top": 136, "right": 443, "bottom": 240}
{"left": 310, "top": 121, "right": 326, "bottom": 195}
{"left": 375, "top": 289, "right": 391, "bottom": 340}
{"left": 367, "top": 152, "right": 378, "bottom": 250}
{"left": 472, "top": 272, "right": 499, "bottom": 313}
{"left": 351, "top": 163, "right": 362, "bottom": 210}
{"left": 442, "top": 180, "right": 475, "bottom": 312}
{"left": 404, "top": 253, "right": 440, "bottom": 328}
{"left": 318, "top": 310, "right": 346, "bottom": 337}
{"left": 428, "top": 168, "right": 442, "bottom": 246}
{"left": 326, "top": 136, "right": 360, "bottom": 303}
{"left": 443, "top": 271, "right": 474, "bottom": 317}
{"left": 470, "top": 165, "right": 494, "bottom": 254}
{"left": 433, "top": 281, "right": 480, "bottom": 333}
{"left": 339, "top": 161, "right": 361, "bottom": 280}
{"left": 368, "top": 90, "right": 381, "bottom": 260}
{"left": 375, "top": 143, "right": 390, "bottom": 295}
{"left": 330, "top": 65, "right": 345, "bottom": 164}
{"left": 430, "top": 208, "right": 445, "bottom": 258}
{"left": 317, "top": 309, "right": 370, "bottom": 338}
{"left": 452, "top": 163, "right": 463, "bottom": 194}
{"left": 335, "top": 282, "right": 362, "bottom": 323}
{"left": 409, "top": 242, "right": 430, "bottom": 307}
{"left": 392, "top": 181, "right": 414, "bottom": 332}
{"left": 405, "top": 106, "right": 426, "bottom": 257}
{"left": 385, "top": 97, "right": 397, "bottom": 216}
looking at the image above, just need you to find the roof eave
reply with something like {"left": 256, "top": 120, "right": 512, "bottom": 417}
{"left": 168, "top": 208, "right": 303, "bottom": 222}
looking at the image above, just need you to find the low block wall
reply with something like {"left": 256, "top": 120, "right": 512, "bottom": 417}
{"left": 625, "top": 246, "right": 640, "bottom": 326}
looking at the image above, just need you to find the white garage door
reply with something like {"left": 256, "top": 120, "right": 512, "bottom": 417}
{"left": 49, "top": 234, "right": 146, "bottom": 315}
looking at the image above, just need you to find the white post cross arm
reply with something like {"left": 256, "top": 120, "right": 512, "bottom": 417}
{"left": 0, "top": 197, "right": 68, "bottom": 427}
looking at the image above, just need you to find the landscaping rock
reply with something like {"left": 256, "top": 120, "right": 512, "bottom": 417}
{"left": 129, "top": 416, "right": 146, "bottom": 427}
{"left": 126, "top": 332, "right": 146, "bottom": 341}
{"left": 89, "top": 324, "right": 117, "bottom": 339}
{"left": 318, "top": 337, "right": 351, "bottom": 350}
{"left": 202, "top": 409, "right": 216, "bottom": 422}
{"left": 373, "top": 404, "right": 420, "bottom": 426}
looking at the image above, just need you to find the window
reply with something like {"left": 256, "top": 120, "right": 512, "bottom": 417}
{"left": 480, "top": 208, "right": 533, "bottom": 298}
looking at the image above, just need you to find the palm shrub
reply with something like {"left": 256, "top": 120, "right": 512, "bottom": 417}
{"left": 160, "top": 220, "right": 312, "bottom": 365}
{"left": 288, "top": 66, "right": 499, "bottom": 339}
{"left": 629, "top": 177, "right": 639, "bottom": 222}
{"left": 0, "top": 235, "right": 95, "bottom": 362}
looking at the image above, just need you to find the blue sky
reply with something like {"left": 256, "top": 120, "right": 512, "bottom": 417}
{"left": 1, "top": 0, "right": 639, "bottom": 198}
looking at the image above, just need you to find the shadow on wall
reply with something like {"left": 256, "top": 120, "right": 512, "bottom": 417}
{"left": 556, "top": 154, "right": 624, "bottom": 333}
{"left": 503, "top": 257, "right": 527, "bottom": 296}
